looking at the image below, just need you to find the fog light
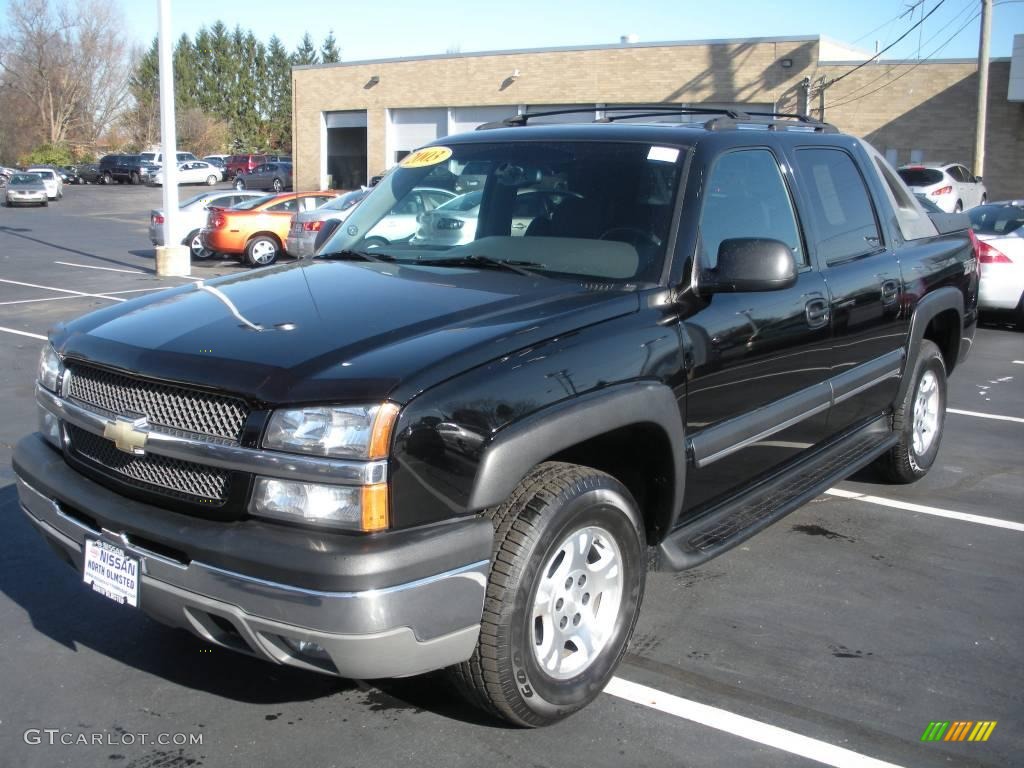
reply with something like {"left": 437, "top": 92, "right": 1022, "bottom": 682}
{"left": 38, "top": 406, "right": 61, "bottom": 448}
{"left": 282, "top": 637, "right": 331, "bottom": 661}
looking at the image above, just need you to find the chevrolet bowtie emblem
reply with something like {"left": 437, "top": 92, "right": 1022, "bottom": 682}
{"left": 103, "top": 415, "right": 149, "bottom": 455}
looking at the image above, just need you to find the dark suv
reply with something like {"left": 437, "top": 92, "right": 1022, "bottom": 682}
{"left": 14, "top": 109, "right": 978, "bottom": 727}
{"left": 97, "top": 154, "right": 156, "bottom": 185}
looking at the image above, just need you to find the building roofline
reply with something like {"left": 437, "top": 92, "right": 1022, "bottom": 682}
{"left": 292, "top": 35, "right": 821, "bottom": 72}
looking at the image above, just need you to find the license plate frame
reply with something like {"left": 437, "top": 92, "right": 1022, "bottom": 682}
{"left": 83, "top": 539, "right": 140, "bottom": 608}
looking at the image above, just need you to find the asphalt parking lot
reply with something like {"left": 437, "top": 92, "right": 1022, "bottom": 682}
{"left": 0, "top": 183, "right": 1021, "bottom": 768}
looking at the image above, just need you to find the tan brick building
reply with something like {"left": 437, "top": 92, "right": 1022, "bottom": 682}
{"left": 291, "top": 35, "right": 1022, "bottom": 200}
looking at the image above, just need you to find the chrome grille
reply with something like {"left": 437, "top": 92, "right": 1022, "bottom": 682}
{"left": 65, "top": 363, "right": 248, "bottom": 442}
{"left": 67, "top": 424, "right": 229, "bottom": 502}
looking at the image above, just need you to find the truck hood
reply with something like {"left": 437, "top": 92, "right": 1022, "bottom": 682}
{"left": 52, "top": 260, "right": 639, "bottom": 405}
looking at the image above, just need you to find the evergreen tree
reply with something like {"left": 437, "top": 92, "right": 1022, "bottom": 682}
{"left": 266, "top": 35, "right": 293, "bottom": 149}
{"left": 321, "top": 31, "right": 341, "bottom": 64}
{"left": 293, "top": 33, "right": 318, "bottom": 66}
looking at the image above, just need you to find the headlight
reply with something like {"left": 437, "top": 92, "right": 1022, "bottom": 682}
{"left": 250, "top": 477, "right": 388, "bottom": 532}
{"left": 264, "top": 403, "right": 399, "bottom": 459}
{"left": 38, "top": 344, "right": 61, "bottom": 392}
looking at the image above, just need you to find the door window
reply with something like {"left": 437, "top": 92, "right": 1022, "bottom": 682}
{"left": 267, "top": 199, "right": 298, "bottom": 212}
{"left": 698, "top": 149, "right": 805, "bottom": 268}
{"left": 794, "top": 149, "right": 882, "bottom": 264}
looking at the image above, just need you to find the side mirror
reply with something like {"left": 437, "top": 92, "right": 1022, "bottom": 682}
{"left": 703, "top": 238, "right": 798, "bottom": 293}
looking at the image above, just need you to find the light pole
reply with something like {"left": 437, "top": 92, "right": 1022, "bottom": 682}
{"left": 973, "top": 0, "right": 993, "bottom": 179}
{"left": 155, "top": 0, "right": 190, "bottom": 276}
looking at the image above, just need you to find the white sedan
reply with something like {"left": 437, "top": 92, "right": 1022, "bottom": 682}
{"left": 969, "top": 201, "right": 1024, "bottom": 324}
{"left": 25, "top": 167, "right": 63, "bottom": 200}
{"left": 151, "top": 161, "right": 222, "bottom": 186}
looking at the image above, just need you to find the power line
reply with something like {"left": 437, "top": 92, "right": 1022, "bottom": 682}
{"left": 826, "top": 0, "right": 976, "bottom": 103}
{"left": 825, "top": 0, "right": 1024, "bottom": 109}
{"left": 850, "top": 1, "right": 922, "bottom": 46}
{"left": 826, "top": 0, "right": 948, "bottom": 87}
{"left": 825, "top": 8, "right": 983, "bottom": 109}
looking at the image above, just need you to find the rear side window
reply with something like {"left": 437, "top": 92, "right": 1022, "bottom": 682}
{"left": 698, "top": 148, "right": 805, "bottom": 268}
{"left": 795, "top": 148, "right": 881, "bottom": 264}
{"left": 897, "top": 168, "right": 943, "bottom": 187}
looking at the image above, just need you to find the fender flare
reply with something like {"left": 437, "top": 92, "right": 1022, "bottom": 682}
{"left": 897, "top": 286, "right": 963, "bottom": 402}
{"left": 467, "top": 382, "right": 686, "bottom": 535}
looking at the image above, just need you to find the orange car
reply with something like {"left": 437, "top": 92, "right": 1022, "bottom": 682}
{"left": 201, "top": 191, "right": 341, "bottom": 267}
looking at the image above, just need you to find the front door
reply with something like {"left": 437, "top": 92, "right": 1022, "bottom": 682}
{"left": 681, "top": 147, "right": 832, "bottom": 514}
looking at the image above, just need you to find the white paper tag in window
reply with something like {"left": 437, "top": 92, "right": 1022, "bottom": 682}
{"left": 647, "top": 146, "right": 680, "bottom": 164}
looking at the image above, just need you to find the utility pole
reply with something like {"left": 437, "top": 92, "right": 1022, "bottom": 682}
{"left": 973, "top": 0, "right": 992, "bottom": 178}
{"left": 155, "top": 0, "right": 190, "bottom": 276}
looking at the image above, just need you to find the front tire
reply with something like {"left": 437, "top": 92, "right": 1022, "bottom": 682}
{"left": 234, "top": 177, "right": 246, "bottom": 191}
{"left": 272, "top": 177, "right": 283, "bottom": 193}
{"left": 245, "top": 235, "right": 279, "bottom": 267}
{"left": 206, "top": 175, "right": 218, "bottom": 186}
{"left": 878, "top": 339, "right": 947, "bottom": 483}
{"left": 450, "top": 462, "right": 646, "bottom": 727}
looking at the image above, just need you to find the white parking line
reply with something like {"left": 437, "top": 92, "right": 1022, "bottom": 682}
{"left": 948, "top": 408, "right": 1024, "bottom": 424}
{"left": 0, "top": 278, "right": 126, "bottom": 302}
{"left": 0, "top": 325, "right": 46, "bottom": 341}
{"left": 54, "top": 261, "right": 144, "bottom": 274}
{"left": 0, "top": 295, "right": 92, "bottom": 307}
{"left": 605, "top": 677, "right": 903, "bottom": 768}
{"left": 1013, "top": 361, "right": 1024, "bottom": 365}
{"left": 824, "top": 488, "right": 1024, "bottom": 532}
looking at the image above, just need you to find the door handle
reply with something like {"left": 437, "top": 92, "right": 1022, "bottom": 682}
{"left": 805, "top": 299, "right": 830, "bottom": 329}
{"left": 881, "top": 279, "right": 900, "bottom": 304}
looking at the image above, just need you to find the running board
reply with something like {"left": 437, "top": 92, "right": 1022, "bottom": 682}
{"left": 657, "top": 417, "right": 898, "bottom": 571}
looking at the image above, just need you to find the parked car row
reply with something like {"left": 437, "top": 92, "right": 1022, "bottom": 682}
{"left": 897, "top": 162, "right": 987, "bottom": 213}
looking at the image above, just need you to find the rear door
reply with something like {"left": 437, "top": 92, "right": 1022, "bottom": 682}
{"left": 789, "top": 146, "right": 904, "bottom": 432}
{"left": 682, "top": 146, "right": 832, "bottom": 513}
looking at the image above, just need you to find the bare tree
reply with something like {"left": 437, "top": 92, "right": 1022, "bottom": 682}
{"left": 0, "top": 0, "right": 133, "bottom": 147}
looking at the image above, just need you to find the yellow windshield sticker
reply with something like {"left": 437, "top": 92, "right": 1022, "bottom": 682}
{"left": 400, "top": 146, "right": 453, "bottom": 168}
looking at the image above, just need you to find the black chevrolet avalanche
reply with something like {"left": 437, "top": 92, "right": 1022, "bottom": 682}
{"left": 15, "top": 109, "right": 978, "bottom": 726}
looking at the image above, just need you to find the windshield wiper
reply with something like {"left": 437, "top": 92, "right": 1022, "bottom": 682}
{"left": 318, "top": 248, "right": 394, "bottom": 263}
{"left": 417, "top": 255, "right": 547, "bottom": 277}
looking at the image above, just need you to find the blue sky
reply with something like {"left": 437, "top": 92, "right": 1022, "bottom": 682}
{"left": 110, "top": 0, "right": 1022, "bottom": 62}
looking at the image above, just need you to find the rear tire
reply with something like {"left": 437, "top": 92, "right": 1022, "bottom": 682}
{"left": 102, "top": 172, "right": 112, "bottom": 185}
{"left": 954, "top": 200, "right": 963, "bottom": 213}
{"left": 130, "top": 172, "right": 140, "bottom": 185}
{"left": 234, "top": 177, "right": 246, "bottom": 191}
{"left": 878, "top": 339, "right": 946, "bottom": 483}
{"left": 272, "top": 177, "right": 283, "bottom": 193}
{"left": 448, "top": 462, "right": 646, "bottom": 727}
{"left": 184, "top": 229, "right": 213, "bottom": 260}
{"left": 245, "top": 235, "right": 279, "bottom": 267}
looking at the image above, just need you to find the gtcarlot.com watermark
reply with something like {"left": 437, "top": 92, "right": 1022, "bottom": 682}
{"left": 24, "top": 728, "right": 203, "bottom": 746}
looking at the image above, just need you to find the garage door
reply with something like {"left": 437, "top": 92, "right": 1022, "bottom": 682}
{"left": 449, "top": 106, "right": 519, "bottom": 135}
{"left": 389, "top": 108, "right": 448, "bottom": 159}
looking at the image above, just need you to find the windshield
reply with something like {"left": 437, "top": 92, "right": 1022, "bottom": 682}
{"left": 969, "top": 204, "right": 1024, "bottom": 237}
{"left": 898, "top": 168, "right": 944, "bottom": 187}
{"left": 317, "top": 140, "right": 685, "bottom": 284}
{"left": 10, "top": 174, "right": 42, "bottom": 184}
{"left": 232, "top": 194, "right": 276, "bottom": 210}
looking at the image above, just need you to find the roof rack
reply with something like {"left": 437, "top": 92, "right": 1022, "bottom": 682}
{"left": 705, "top": 112, "right": 838, "bottom": 133}
{"left": 476, "top": 104, "right": 749, "bottom": 130}
{"left": 475, "top": 105, "right": 839, "bottom": 133}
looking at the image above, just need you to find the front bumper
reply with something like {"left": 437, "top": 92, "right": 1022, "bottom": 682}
{"left": 14, "top": 433, "right": 490, "bottom": 679}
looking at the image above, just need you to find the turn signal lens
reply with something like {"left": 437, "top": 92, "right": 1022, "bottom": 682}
{"left": 303, "top": 220, "right": 324, "bottom": 231}
{"left": 361, "top": 484, "right": 389, "bottom": 532}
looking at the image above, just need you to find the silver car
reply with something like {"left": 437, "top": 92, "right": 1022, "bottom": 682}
{"left": 897, "top": 162, "right": 987, "bottom": 213}
{"left": 286, "top": 189, "right": 369, "bottom": 257}
{"left": 4, "top": 173, "right": 48, "bottom": 207}
{"left": 149, "top": 190, "right": 265, "bottom": 259}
